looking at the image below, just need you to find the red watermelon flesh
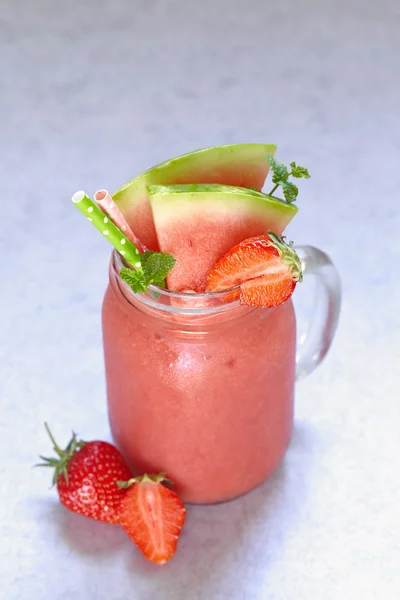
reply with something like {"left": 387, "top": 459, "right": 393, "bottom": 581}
{"left": 112, "top": 144, "right": 277, "bottom": 251}
{"left": 147, "top": 184, "right": 298, "bottom": 292}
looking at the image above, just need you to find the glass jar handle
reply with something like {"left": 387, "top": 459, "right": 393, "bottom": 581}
{"left": 294, "top": 246, "right": 342, "bottom": 379}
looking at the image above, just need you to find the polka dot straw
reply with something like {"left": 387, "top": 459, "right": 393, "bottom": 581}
{"left": 93, "top": 189, "right": 146, "bottom": 252}
{"left": 71, "top": 191, "right": 142, "bottom": 269}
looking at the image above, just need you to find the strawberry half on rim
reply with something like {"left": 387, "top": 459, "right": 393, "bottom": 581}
{"left": 207, "top": 231, "right": 303, "bottom": 308}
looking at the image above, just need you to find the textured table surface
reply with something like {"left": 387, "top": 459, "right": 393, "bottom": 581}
{"left": 1, "top": 1, "right": 400, "bottom": 599}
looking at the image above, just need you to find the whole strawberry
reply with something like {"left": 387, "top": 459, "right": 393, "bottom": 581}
{"left": 38, "top": 423, "right": 132, "bottom": 524}
{"left": 118, "top": 474, "right": 186, "bottom": 565}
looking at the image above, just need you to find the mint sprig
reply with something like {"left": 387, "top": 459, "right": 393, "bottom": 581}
{"left": 280, "top": 180, "right": 299, "bottom": 204}
{"left": 266, "top": 155, "right": 310, "bottom": 204}
{"left": 120, "top": 250, "right": 176, "bottom": 293}
{"left": 141, "top": 251, "right": 176, "bottom": 282}
{"left": 120, "top": 268, "right": 148, "bottom": 293}
{"left": 289, "top": 161, "right": 310, "bottom": 179}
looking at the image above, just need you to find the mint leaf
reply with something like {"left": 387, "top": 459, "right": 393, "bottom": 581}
{"left": 141, "top": 250, "right": 155, "bottom": 267}
{"left": 266, "top": 155, "right": 289, "bottom": 184}
{"left": 267, "top": 155, "right": 310, "bottom": 204}
{"left": 281, "top": 181, "right": 298, "bottom": 204}
{"left": 143, "top": 252, "right": 176, "bottom": 286}
{"left": 120, "top": 267, "right": 147, "bottom": 293}
{"left": 290, "top": 162, "right": 310, "bottom": 179}
{"left": 120, "top": 251, "right": 176, "bottom": 293}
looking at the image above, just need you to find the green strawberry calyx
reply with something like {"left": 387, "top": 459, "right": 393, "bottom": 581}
{"left": 117, "top": 472, "right": 173, "bottom": 489}
{"left": 267, "top": 231, "right": 303, "bottom": 282}
{"left": 36, "top": 423, "right": 85, "bottom": 486}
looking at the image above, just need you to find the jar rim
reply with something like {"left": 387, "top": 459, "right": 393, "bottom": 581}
{"left": 110, "top": 250, "right": 254, "bottom": 317}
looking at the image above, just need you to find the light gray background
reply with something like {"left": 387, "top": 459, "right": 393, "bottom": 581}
{"left": 1, "top": 1, "right": 400, "bottom": 599}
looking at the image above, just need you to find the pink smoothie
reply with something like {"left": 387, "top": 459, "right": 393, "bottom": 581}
{"left": 102, "top": 256, "right": 296, "bottom": 504}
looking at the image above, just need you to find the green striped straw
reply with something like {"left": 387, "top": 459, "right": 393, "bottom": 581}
{"left": 71, "top": 191, "right": 142, "bottom": 270}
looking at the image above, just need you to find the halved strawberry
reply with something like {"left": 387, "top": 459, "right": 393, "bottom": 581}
{"left": 118, "top": 474, "right": 186, "bottom": 565}
{"left": 207, "top": 231, "right": 303, "bottom": 308}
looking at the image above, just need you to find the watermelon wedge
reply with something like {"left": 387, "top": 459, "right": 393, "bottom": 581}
{"left": 147, "top": 184, "right": 298, "bottom": 292}
{"left": 112, "top": 144, "right": 277, "bottom": 250}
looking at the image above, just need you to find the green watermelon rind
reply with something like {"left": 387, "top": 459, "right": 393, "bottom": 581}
{"left": 147, "top": 184, "right": 298, "bottom": 224}
{"left": 112, "top": 143, "right": 277, "bottom": 210}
